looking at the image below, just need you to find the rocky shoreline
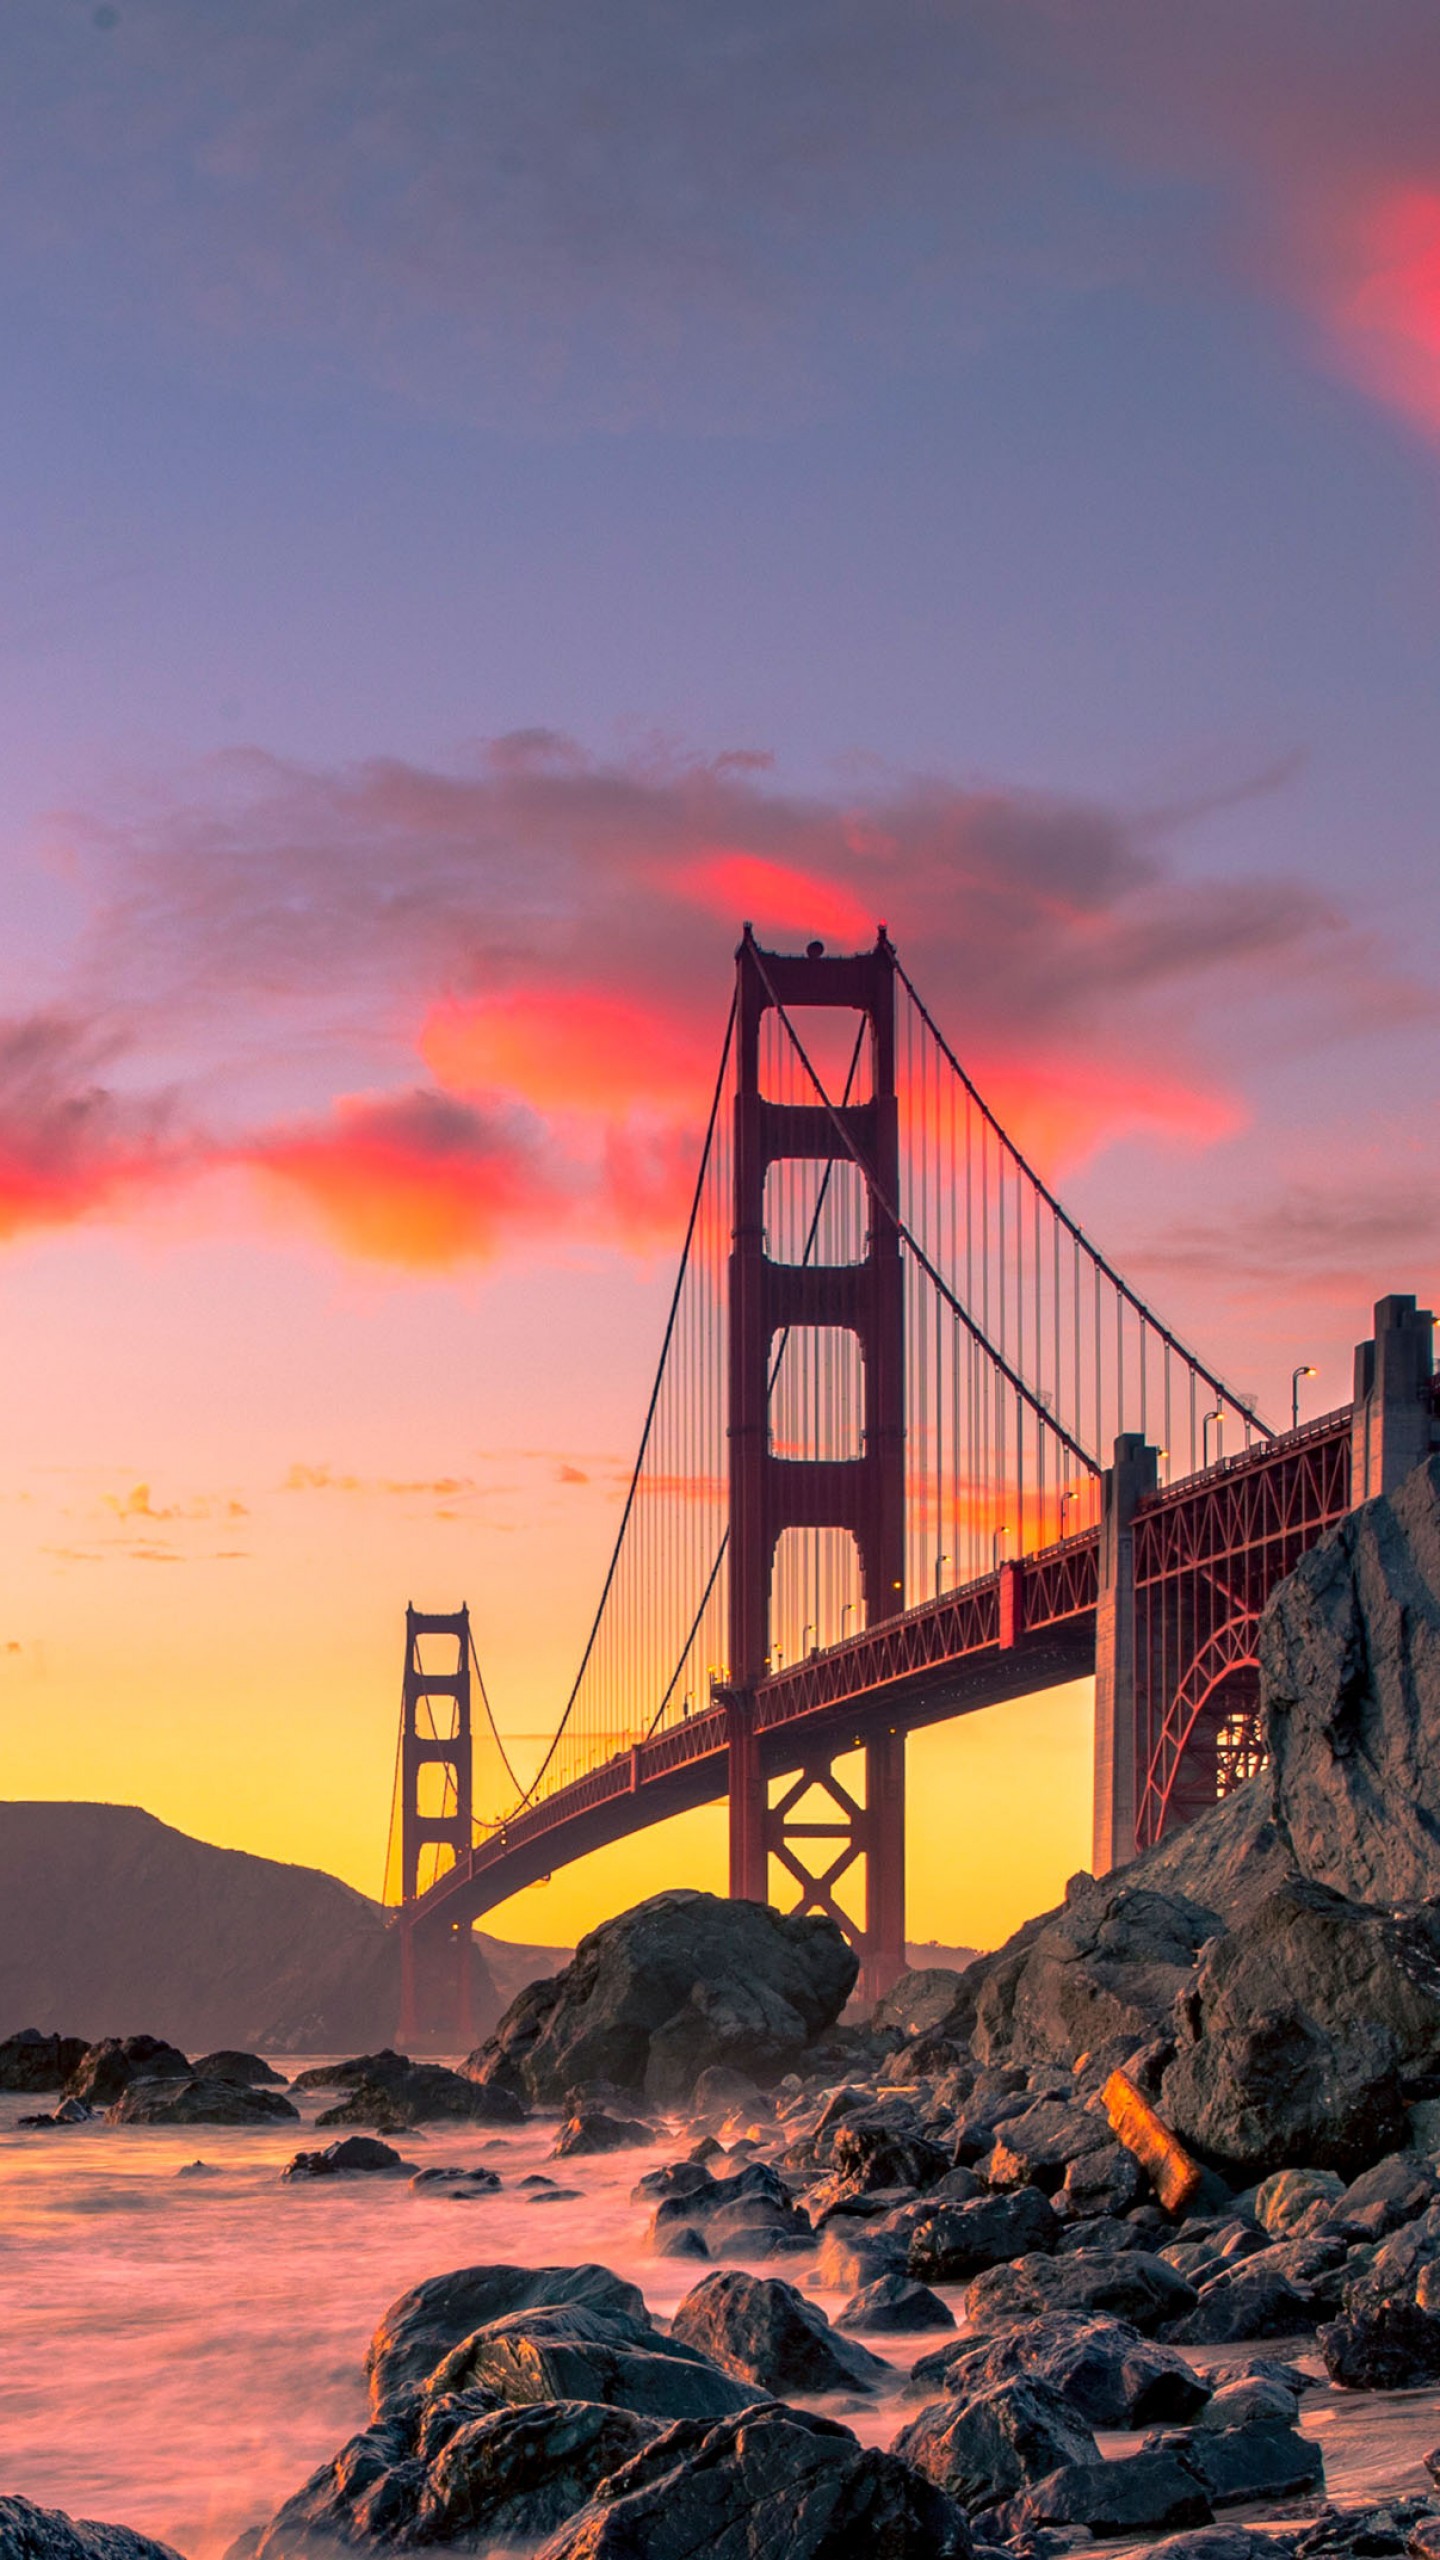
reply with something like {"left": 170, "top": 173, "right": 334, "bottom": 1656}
{"left": 6, "top": 1455, "right": 1440, "bottom": 2560}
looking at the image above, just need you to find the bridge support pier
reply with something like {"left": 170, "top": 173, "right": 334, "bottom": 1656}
{"left": 396, "top": 1912, "right": 478, "bottom": 2054}
{"left": 1092, "top": 1433, "right": 1159, "bottom": 1876}
{"left": 726, "top": 1690, "right": 767, "bottom": 1902}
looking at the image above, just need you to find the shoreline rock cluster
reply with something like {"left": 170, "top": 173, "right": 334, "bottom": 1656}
{"left": 10, "top": 1456, "right": 1440, "bottom": 2560}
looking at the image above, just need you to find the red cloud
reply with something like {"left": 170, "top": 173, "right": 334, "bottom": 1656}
{"left": 246, "top": 1087, "right": 569, "bottom": 1269}
{"left": 672, "top": 852, "right": 875, "bottom": 944}
{"left": 0, "top": 1012, "right": 180, "bottom": 1242}
{"left": 420, "top": 986, "right": 714, "bottom": 1119}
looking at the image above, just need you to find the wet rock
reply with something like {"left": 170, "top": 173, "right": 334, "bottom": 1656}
{"left": 17, "top": 2097, "right": 94, "bottom": 2128}
{"left": 283, "top": 2136, "right": 406, "bottom": 2178}
{"left": 108, "top": 2077, "right": 298, "bottom": 2126}
{"left": 894, "top": 2378, "right": 1099, "bottom": 2513}
{"left": 650, "top": 2160, "right": 813, "bottom": 2259}
{"left": 0, "top": 2030, "right": 90, "bottom": 2093}
{"left": 670, "top": 2268, "right": 888, "bottom": 2395}
{"left": 249, "top": 2412, "right": 429, "bottom": 2557}
{"left": 837, "top": 2274, "right": 954, "bottom": 2334}
{"left": 1164, "top": 2261, "right": 1320, "bottom": 2345}
{"left": 1146, "top": 2533, "right": 1270, "bottom": 2560}
{"left": 365, "top": 2262, "right": 647, "bottom": 2415}
{"left": 191, "top": 2050, "right": 286, "bottom": 2087}
{"left": 824, "top": 2114, "right": 949, "bottom": 2197}
{"left": 290, "top": 2050, "right": 408, "bottom": 2091}
{"left": 427, "top": 2300, "right": 759, "bottom": 2422}
{"left": 465, "top": 1889, "right": 858, "bottom": 2110}
{"left": 689, "top": 2064, "right": 767, "bottom": 2126}
{"left": 984, "top": 2102, "right": 1111, "bottom": 2194}
{"left": 1198, "top": 2375, "right": 1301, "bottom": 2430}
{"left": 1320, "top": 2301, "right": 1440, "bottom": 2387}
{"left": 1344, "top": 2199, "right": 1440, "bottom": 2314}
{"left": 554, "top": 2109, "right": 655, "bottom": 2156}
{"left": 1176, "top": 2419, "right": 1324, "bottom": 2507}
{"left": 632, "top": 2159, "right": 712, "bottom": 2206}
{"left": 813, "top": 2223, "right": 905, "bottom": 2291}
{"left": 907, "top": 2187, "right": 1059, "bottom": 2282}
{"left": 1161, "top": 1880, "right": 1440, "bottom": 2179}
{"left": 963, "top": 2247, "right": 1197, "bottom": 2337}
{"left": 1000, "top": 2448, "right": 1212, "bottom": 2537}
{"left": 1297, "top": 2496, "right": 1440, "bottom": 2559}
{"left": 316, "top": 2060, "right": 523, "bottom": 2130}
{"left": 913, "top": 2313, "right": 1211, "bottom": 2427}
{"left": 65, "top": 2035, "right": 190, "bottom": 2106}
{"left": 0, "top": 2493, "right": 186, "bottom": 2560}
{"left": 1255, "top": 2167, "right": 1346, "bottom": 2236}
{"left": 1262, "top": 1455, "right": 1440, "bottom": 1909}
{"left": 411, "top": 2401, "right": 662, "bottom": 2547}
{"left": 651, "top": 2222, "right": 709, "bottom": 2260}
{"left": 409, "top": 2165, "right": 502, "bottom": 2197}
{"left": 535, "top": 2401, "right": 973, "bottom": 2560}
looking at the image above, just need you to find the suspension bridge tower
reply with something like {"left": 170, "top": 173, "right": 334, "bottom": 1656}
{"left": 725, "top": 927, "right": 907, "bottom": 2002}
{"left": 393, "top": 1604, "right": 477, "bottom": 2050}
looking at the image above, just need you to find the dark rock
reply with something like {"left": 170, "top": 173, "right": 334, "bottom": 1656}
{"left": 1160, "top": 1880, "right": 1439, "bottom": 2179}
{"left": 813, "top": 2223, "right": 905, "bottom": 2291}
{"left": 954, "top": 1875, "right": 1219, "bottom": 2073}
{"left": 249, "top": 2413, "right": 427, "bottom": 2557}
{"left": 17, "top": 2097, "right": 94, "bottom": 2128}
{"left": 952, "top": 2090, "right": 1037, "bottom": 2163}
{"left": 1055, "top": 2211, "right": 1149, "bottom": 2257}
{"left": 108, "top": 2077, "right": 298, "bottom": 2126}
{"left": 1198, "top": 2376, "right": 1300, "bottom": 2430}
{"left": 316, "top": 2060, "right": 523, "bottom": 2130}
{"left": 1177, "top": 2419, "right": 1324, "bottom": 2507}
{"left": 651, "top": 2161, "right": 813, "bottom": 2259}
{"left": 411, "top": 2400, "right": 662, "bottom": 2546}
{"left": 914, "top": 2313, "right": 1211, "bottom": 2427}
{"left": 632, "top": 2159, "right": 712, "bottom": 2206}
{"left": 1165, "top": 2262, "right": 1320, "bottom": 2345}
{"left": 365, "top": 2261, "right": 647, "bottom": 2415}
{"left": 1321, "top": 2301, "right": 1440, "bottom": 2388}
{"left": 1339, "top": 2154, "right": 1439, "bottom": 2240}
{"left": 651, "top": 2221, "right": 709, "bottom": 2260}
{"left": 1146, "top": 2533, "right": 1270, "bottom": 2560}
{"left": 65, "top": 2034, "right": 190, "bottom": 2106}
{"left": 0, "top": 2030, "right": 90, "bottom": 2092}
{"left": 963, "top": 2247, "right": 1197, "bottom": 2337}
{"left": 1003, "top": 2448, "right": 1212, "bottom": 2537}
{"left": 984, "top": 2102, "right": 1111, "bottom": 2193}
{"left": 283, "top": 2136, "right": 405, "bottom": 2178}
{"left": 1343, "top": 2199, "right": 1440, "bottom": 2314}
{"left": 895, "top": 2378, "right": 1098, "bottom": 2512}
{"left": 824, "top": 2114, "right": 949, "bottom": 2196}
{"left": 1262, "top": 1456, "right": 1440, "bottom": 1908}
{"left": 1057, "top": 2140, "right": 1145, "bottom": 2221}
{"left": 409, "top": 2165, "right": 502, "bottom": 2197}
{"left": 689, "top": 2064, "right": 767, "bottom": 2124}
{"left": 466, "top": 1889, "right": 857, "bottom": 2110}
{"left": 426, "top": 2300, "right": 759, "bottom": 2421}
{"left": 191, "top": 2050, "right": 285, "bottom": 2086}
{"left": 838, "top": 2274, "right": 954, "bottom": 2334}
{"left": 1295, "top": 2496, "right": 1440, "bottom": 2559}
{"left": 0, "top": 2493, "right": 186, "bottom": 2560}
{"left": 534, "top": 2401, "right": 973, "bottom": 2560}
{"left": 872, "top": 1968, "right": 971, "bottom": 2039}
{"left": 670, "top": 2268, "right": 888, "bottom": 2395}
{"left": 290, "top": 2049, "right": 406, "bottom": 2090}
{"left": 1255, "top": 2167, "right": 1346, "bottom": 2236}
{"left": 554, "top": 2109, "right": 654, "bottom": 2156}
{"left": 907, "top": 2188, "right": 1059, "bottom": 2282}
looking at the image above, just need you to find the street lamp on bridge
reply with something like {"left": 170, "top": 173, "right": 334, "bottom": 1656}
{"left": 1203, "top": 1407, "right": 1224, "bottom": 1467}
{"left": 992, "top": 1523, "right": 1008, "bottom": 1571}
{"left": 1292, "top": 1365, "right": 1316, "bottom": 1430}
{"left": 934, "top": 1551, "right": 950, "bottom": 1596}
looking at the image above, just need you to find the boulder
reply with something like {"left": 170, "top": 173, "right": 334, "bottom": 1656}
{"left": 191, "top": 2050, "right": 285, "bottom": 2086}
{"left": 837, "top": 2275, "right": 954, "bottom": 2334}
{"left": 670, "top": 2270, "right": 888, "bottom": 2395}
{"left": 1196, "top": 2376, "right": 1300, "bottom": 2430}
{"left": 1261, "top": 1456, "right": 1440, "bottom": 1907}
{"left": 914, "top": 2313, "right": 1211, "bottom": 2427}
{"left": 316, "top": 2059, "right": 522, "bottom": 2129}
{"left": 1339, "top": 2153, "right": 1438, "bottom": 2239}
{"left": 282, "top": 2137, "right": 406, "bottom": 2178}
{"left": 412, "top": 2401, "right": 662, "bottom": 2548}
{"left": 465, "top": 1890, "right": 858, "bottom": 2109}
{"left": 983, "top": 2100, "right": 1111, "bottom": 2193}
{"left": 423, "top": 2301, "right": 758, "bottom": 2422}
{"left": 1254, "top": 2167, "right": 1346, "bottom": 2236}
{"left": 1176, "top": 2420, "right": 1324, "bottom": 2507}
{"left": 534, "top": 2402, "right": 972, "bottom": 2560}
{"left": 894, "top": 2377, "right": 1098, "bottom": 2513}
{"left": 554, "top": 2109, "right": 654, "bottom": 2156}
{"left": 65, "top": 2035, "right": 190, "bottom": 2106}
{"left": 963, "top": 2247, "right": 1197, "bottom": 2337}
{"left": 906, "top": 2188, "right": 1059, "bottom": 2282}
{"left": 814, "top": 2223, "right": 905, "bottom": 2292}
{"left": 1056, "top": 2139, "right": 1145, "bottom": 2221}
{"left": 410, "top": 2165, "right": 503, "bottom": 2197}
{"left": 0, "top": 2495, "right": 185, "bottom": 2560}
{"left": 1320, "top": 2302, "right": 1440, "bottom": 2388}
{"left": 823, "top": 2115, "right": 948, "bottom": 2197}
{"left": 952, "top": 1875, "right": 1218, "bottom": 2071}
{"left": 689, "top": 2065, "right": 767, "bottom": 2126}
{"left": 1164, "top": 2262, "right": 1320, "bottom": 2345}
{"left": 365, "top": 2262, "right": 647, "bottom": 2416}
{"left": 1343, "top": 2198, "right": 1440, "bottom": 2314}
{"left": 107, "top": 2077, "right": 298, "bottom": 2126}
{"left": 872, "top": 1969, "right": 969, "bottom": 2039}
{"left": 650, "top": 2162, "right": 814, "bottom": 2259}
{"left": 0, "top": 2030, "right": 90, "bottom": 2092}
{"left": 1000, "top": 2447, "right": 1212, "bottom": 2537}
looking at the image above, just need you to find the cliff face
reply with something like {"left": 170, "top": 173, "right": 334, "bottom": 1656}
{"left": 0, "top": 1802, "right": 562, "bottom": 2053}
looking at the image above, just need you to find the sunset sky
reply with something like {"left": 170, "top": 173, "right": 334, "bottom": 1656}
{"left": 1, "top": 1, "right": 1438, "bottom": 1956}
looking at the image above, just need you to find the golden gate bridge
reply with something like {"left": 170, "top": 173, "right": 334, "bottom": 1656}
{"left": 384, "top": 929, "right": 1438, "bottom": 2044}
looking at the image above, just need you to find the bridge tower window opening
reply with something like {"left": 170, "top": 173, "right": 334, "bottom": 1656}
{"left": 764, "top": 1154, "right": 868, "bottom": 1265}
{"left": 771, "top": 1523, "right": 865, "bottom": 1667}
{"left": 768, "top": 1323, "right": 865, "bottom": 1464}
{"left": 759, "top": 1004, "right": 873, "bottom": 1106}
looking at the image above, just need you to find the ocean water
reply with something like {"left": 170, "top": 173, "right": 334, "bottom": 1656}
{"left": 1, "top": 2076, "right": 1433, "bottom": 2557}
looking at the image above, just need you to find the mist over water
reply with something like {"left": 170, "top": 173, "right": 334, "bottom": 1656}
{"left": 0, "top": 2071, "right": 933, "bottom": 2560}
